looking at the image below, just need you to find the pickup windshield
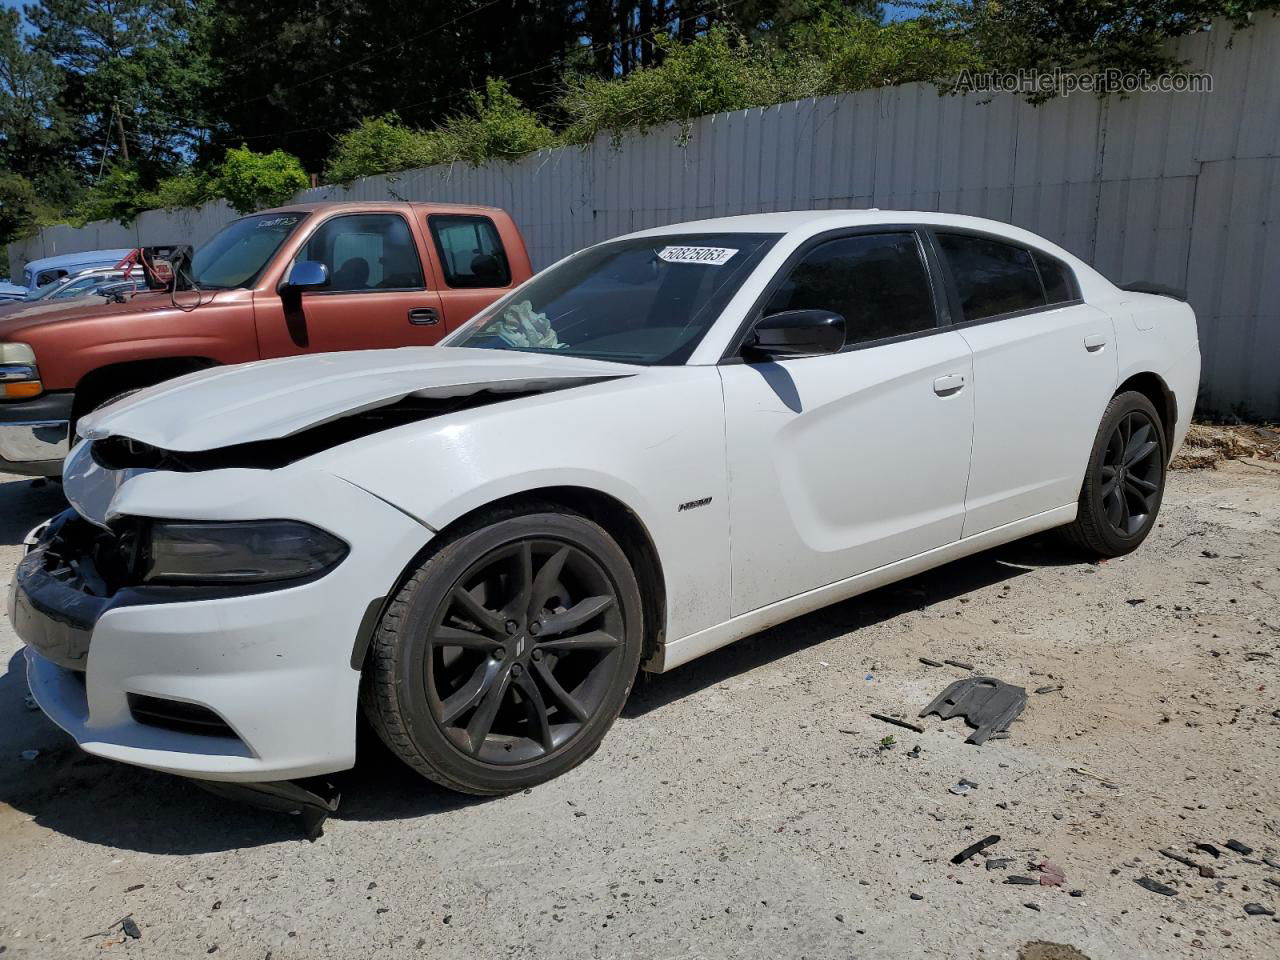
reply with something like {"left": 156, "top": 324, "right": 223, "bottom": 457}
{"left": 190, "top": 212, "right": 307, "bottom": 289}
{"left": 451, "top": 233, "right": 778, "bottom": 365}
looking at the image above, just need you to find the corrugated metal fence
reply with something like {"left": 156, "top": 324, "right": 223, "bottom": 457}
{"left": 10, "top": 17, "right": 1279, "bottom": 416}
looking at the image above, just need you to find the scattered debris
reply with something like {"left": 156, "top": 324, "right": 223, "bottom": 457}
{"left": 949, "top": 778, "right": 979, "bottom": 797}
{"left": 1069, "top": 889, "right": 1085, "bottom": 898}
{"left": 1195, "top": 843, "right": 1222, "bottom": 859}
{"left": 1243, "top": 903, "right": 1275, "bottom": 917}
{"left": 1018, "top": 943, "right": 1092, "bottom": 960}
{"left": 121, "top": 917, "right": 142, "bottom": 940}
{"left": 1134, "top": 877, "right": 1178, "bottom": 897}
{"left": 909, "top": 892, "right": 923, "bottom": 901}
{"left": 1159, "top": 848, "right": 1199, "bottom": 869}
{"left": 1024, "top": 902, "right": 1041, "bottom": 911}
{"left": 906, "top": 745, "right": 922, "bottom": 759}
{"left": 870, "top": 713, "right": 924, "bottom": 734}
{"left": 920, "top": 677, "right": 1026, "bottom": 745}
{"left": 1125, "top": 598, "right": 1147, "bottom": 606}
{"left": 195, "top": 779, "right": 341, "bottom": 841}
{"left": 951, "top": 834, "right": 1001, "bottom": 864}
{"left": 23, "top": 695, "right": 38, "bottom": 711}
{"left": 1034, "top": 684, "right": 1064, "bottom": 695}
{"left": 986, "top": 858, "right": 1012, "bottom": 871}
{"left": 943, "top": 659, "right": 974, "bottom": 671}
{"left": 1069, "top": 766, "right": 1120, "bottom": 789}
{"left": 919, "top": 657, "right": 943, "bottom": 667}
{"left": 1202, "top": 550, "right": 1220, "bottom": 558}
{"left": 878, "top": 735, "right": 897, "bottom": 751}
{"left": 19, "top": 750, "right": 39, "bottom": 761}
{"left": 1005, "top": 876, "right": 1038, "bottom": 885}
{"left": 1225, "top": 839, "right": 1254, "bottom": 855}
{"left": 1038, "top": 861, "right": 1065, "bottom": 886}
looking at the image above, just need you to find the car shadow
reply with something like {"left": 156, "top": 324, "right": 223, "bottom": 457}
{"left": 0, "top": 469, "right": 1088, "bottom": 852}
{"left": 0, "top": 475, "right": 66, "bottom": 545}
{"left": 624, "top": 534, "right": 1088, "bottom": 718}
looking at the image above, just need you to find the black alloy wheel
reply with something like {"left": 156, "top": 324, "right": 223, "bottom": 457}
{"left": 1063, "top": 390, "right": 1167, "bottom": 557}
{"left": 425, "top": 538, "right": 624, "bottom": 764}
{"left": 362, "top": 508, "right": 643, "bottom": 795}
{"left": 1098, "top": 410, "right": 1163, "bottom": 537}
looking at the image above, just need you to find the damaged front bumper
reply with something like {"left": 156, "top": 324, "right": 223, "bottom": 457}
{"left": 11, "top": 465, "right": 432, "bottom": 783}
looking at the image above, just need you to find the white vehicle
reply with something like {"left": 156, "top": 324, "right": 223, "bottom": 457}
{"left": 12, "top": 211, "right": 1200, "bottom": 797}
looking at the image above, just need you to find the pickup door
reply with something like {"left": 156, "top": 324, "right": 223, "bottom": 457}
{"left": 254, "top": 210, "right": 447, "bottom": 356}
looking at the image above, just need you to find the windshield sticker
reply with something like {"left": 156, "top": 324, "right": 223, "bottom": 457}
{"left": 656, "top": 245, "right": 738, "bottom": 266}
{"left": 255, "top": 215, "right": 300, "bottom": 229}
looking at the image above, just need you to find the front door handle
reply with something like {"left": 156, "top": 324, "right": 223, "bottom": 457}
{"left": 933, "top": 373, "right": 966, "bottom": 396}
{"left": 408, "top": 307, "right": 440, "bottom": 326}
{"left": 1084, "top": 333, "right": 1107, "bottom": 352}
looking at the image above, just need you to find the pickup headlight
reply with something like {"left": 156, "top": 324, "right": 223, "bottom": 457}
{"left": 141, "top": 520, "right": 349, "bottom": 586}
{"left": 0, "top": 342, "right": 42, "bottom": 399}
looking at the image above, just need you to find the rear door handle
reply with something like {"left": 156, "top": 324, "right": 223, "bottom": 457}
{"left": 1084, "top": 333, "right": 1107, "bottom": 351}
{"left": 933, "top": 373, "right": 966, "bottom": 396}
{"left": 408, "top": 307, "right": 440, "bottom": 326}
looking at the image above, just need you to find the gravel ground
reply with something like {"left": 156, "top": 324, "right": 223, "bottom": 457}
{"left": 1, "top": 463, "right": 1278, "bottom": 960}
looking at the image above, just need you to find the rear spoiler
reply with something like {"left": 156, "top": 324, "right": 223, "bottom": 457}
{"left": 1119, "top": 281, "right": 1187, "bottom": 301}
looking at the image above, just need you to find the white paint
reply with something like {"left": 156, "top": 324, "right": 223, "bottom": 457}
{"left": 17, "top": 209, "right": 1201, "bottom": 781}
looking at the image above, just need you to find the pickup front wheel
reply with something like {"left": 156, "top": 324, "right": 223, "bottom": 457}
{"left": 361, "top": 507, "right": 644, "bottom": 795}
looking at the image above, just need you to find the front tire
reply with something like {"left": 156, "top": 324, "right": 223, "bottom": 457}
{"left": 1063, "top": 391, "right": 1167, "bottom": 557}
{"left": 361, "top": 507, "right": 644, "bottom": 795}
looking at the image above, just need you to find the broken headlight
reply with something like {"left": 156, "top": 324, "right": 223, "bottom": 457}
{"left": 141, "top": 520, "right": 348, "bottom": 586}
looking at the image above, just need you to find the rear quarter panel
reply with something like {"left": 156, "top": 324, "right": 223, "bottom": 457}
{"left": 1102, "top": 292, "right": 1201, "bottom": 454}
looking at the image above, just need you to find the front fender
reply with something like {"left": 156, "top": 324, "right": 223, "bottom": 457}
{"left": 320, "top": 368, "right": 732, "bottom": 644}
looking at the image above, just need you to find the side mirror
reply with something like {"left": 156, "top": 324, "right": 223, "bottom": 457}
{"left": 280, "top": 260, "right": 329, "bottom": 294}
{"left": 745, "top": 309, "right": 846, "bottom": 359}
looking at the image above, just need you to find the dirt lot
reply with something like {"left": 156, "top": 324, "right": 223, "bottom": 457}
{"left": 1, "top": 459, "right": 1277, "bottom": 960}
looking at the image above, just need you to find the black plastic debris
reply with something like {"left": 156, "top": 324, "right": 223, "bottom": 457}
{"left": 952, "top": 834, "right": 1000, "bottom": 864}
{"left": 120, "top": 917, "right": 142, "bottom": 940}
{"left": 195, "top": 778, "right": 341, "bottom": 841}
{"left": 1159, "top": 848, "right": 1199, "bottom": 869}
{"left": 1135, "top": 876, "right": 1177, "bottom": 897}
{"left": 1005, "top": 876, "right": 1037, "bottom": 885}
{"left": 1243, "top": 903, "right": 1275, "bottom": 917}
{"left": 986, "top": 858, "right": 1013, "bottom": 871}
{"left": 870, "top": 713, "right": 924, "bottom": 734}
{"left": 943, "top": 659, "right": 974, "bottom": 671}
{"left": 919, "top": 677, "right": 1027, "bottom": 745}
{"left": 1195, "top": 843, "right": 1222, "bottom": 859}
{"left": 1225, "top": 839, "right": 1254, "bottom": 855}
{"left": 919, "top": 657, "right": 943, "bottom": 667}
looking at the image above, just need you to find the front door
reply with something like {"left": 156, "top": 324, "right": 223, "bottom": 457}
{"left": 721, "top": 231, "right": 975, "bottom": 616}
{"left": 255, "top": 211, "right": 446, "bottom": 357}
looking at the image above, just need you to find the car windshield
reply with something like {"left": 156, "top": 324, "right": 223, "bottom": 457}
{"left": 190, "top": 212, "right": 307, "bottom": 289}
{"left": 451, "top": 233, "right": 779, "bottom": 365}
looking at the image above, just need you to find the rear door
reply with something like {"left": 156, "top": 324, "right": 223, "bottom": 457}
{"left": 930, "top": 231, "right": 1118, "bottom": 536}
{"left": 720, "top": 229, "right": 975, "bottom": 616}
{"left": 255, "top": 211, "right": 446, "bottom": 357}
{"left": 425, "top": 213, "right": 520, "bottom": 332}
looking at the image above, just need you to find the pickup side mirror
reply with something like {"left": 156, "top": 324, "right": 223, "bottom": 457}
{"left": 745, "top": 309, "right": 846, "bottom": 360}
{"left": 280, "top": 260, "right": 329, "bottom": 294}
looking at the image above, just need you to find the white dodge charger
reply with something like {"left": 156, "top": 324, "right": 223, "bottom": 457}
{"left": 11, "top": 211, "right": 1200, "bottom": 798}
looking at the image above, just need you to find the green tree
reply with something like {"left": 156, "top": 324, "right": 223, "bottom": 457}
{"left": 216, "top": 146, "right": 309, "bottom": 214}
{"left": 927, "top": 0, "right": 1280, "bottom": 94}
{"left": 324, "top": 114, "right": 456, "bottom": 185}
{"left": 24, "top": 0, "right": 215, "bottom": 177}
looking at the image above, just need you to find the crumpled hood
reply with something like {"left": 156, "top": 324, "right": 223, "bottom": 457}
{"left": 77, "top": 347, "right": 641, "bottom": 451}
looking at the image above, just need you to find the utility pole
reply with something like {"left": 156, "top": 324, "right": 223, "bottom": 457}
{"left": 114, "top": 101, "right": 130, "bottom": 163}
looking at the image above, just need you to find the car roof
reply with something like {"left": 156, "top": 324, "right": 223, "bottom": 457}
{"left": 24, "top": 248, "right": 134, "bottom": 272}
{"left": 620, "top": 209, "right": 1060, "bottom": 245}
{"left": 255, "top": 200, "right": 507, "bottom": 216}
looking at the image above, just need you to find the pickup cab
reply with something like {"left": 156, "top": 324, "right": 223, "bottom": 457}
{"left": 0, "top": 201, "right": 533, "bottom": 476}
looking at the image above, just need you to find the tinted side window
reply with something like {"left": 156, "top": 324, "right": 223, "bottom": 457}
{"left": 429, "top": 215, "right": 511, "bottom": 288}
{"left": 298, "top": 214, "right": 424, "bottom": 292}
{"left": 1032, "top": 250, "right": 1075, "bottom": 304}
{"left": 938, "top": 233, "right": 1046, "bottom": 321}
{"left": 764, "top": 232, "right": 936, "bottom": 347}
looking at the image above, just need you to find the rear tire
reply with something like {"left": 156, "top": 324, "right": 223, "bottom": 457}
{"left": 1063, "top": 391, "right": 1167, "bottom": 557}
{"left": 361, "top": 506, "right": 643, "bottom": 795}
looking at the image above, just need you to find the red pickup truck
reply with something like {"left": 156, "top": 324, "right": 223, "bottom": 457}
{"left": 0, "top": 201, "right": 533, "bottom": 476}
